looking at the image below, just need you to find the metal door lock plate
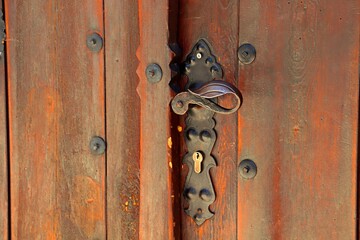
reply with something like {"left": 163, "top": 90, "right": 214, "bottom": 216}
{"left": 170, "top": 39, "right": 242, "bottom": 225}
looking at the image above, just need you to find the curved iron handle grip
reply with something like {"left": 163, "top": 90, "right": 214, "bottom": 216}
{"left": 171, "top": 80, "right": 242, "bottom": 115}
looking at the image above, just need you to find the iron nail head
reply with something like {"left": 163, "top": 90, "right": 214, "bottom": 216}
{"left": 238, "top": 43, "right": 256, "bottom": 64}
{"left": 86, "top": 32, "right": 103, "bottom": 52}
{"left": 239, "top": 159, "right": 257, "bottom": 179}
{"left": 89, "top": 136, "right": 106, "bottom": 155}
{"left": 145, "top": 63, "right": 163, "bottom": 83}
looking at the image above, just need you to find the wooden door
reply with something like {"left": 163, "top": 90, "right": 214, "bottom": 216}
{"left": 1, "top": 0, "right": 359, "bottom": 239}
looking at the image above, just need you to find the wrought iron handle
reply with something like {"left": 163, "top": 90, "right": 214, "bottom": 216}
{"left": 171, "top": 80, "right": 242, "bottom": 115}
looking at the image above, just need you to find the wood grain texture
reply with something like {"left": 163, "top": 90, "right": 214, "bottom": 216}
{"left": 237, "top": 0, "right": 359, "bottom": 239}
{"left": 104, "top": 1, "right": 141, "bottom": 239}
{"left": 136, "top": 0, "right": 177, "bottom": 239}
{"left": 2, "top": 1, "right": 358, "bottom": 239}
{"left": 5, "top": 0, "right": 106, "bottom": 238}
{"left": 178, "top": 0, "right": 240, "bottom": 239}
{"left": 0, "top": 0, "right": 8, "bottom": 238}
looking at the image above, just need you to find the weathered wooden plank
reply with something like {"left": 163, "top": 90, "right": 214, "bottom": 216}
{"left": 136, "top": 0, "right": 177, "bottom": 239}
{"left": 237, "top": 0, "right": 359, "bottom": 239}
{"left": 5, "top": 0, "right": 106, "bottom": 238}
{"left": 178, "top": 0, "right": 240, "bottom": 239}
{"left": 104, "top": 1, "right": 141, "bottom": 239}
{"left": 0, "top": 1, "right": 8, "bottom": 238}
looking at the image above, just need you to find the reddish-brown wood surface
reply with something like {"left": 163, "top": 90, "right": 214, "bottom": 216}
{"left": 1, "top": 0, "right": 359, "bottom": 239}
{"left": 104, "top": 0, "right": 182, "bottom": 238}
{"left": 0, "top": 1, "right": 8, "bottom": 238}
{"left": 136, "top": 0, "right": 178, "bottom": 239}
{"left": 5, "top": 0, "right": 106, "bottom": 238}
{"left": 177, "top": 0, "right": 359, "bottom": 239}
{"left": 104, "top": 0, "right": 141, "bottom": 239}
{"left": 237, "top": 0, "right": 359, "bottom": 239}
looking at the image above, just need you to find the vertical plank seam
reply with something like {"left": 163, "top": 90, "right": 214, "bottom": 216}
{"left": 356, "top": 6, "right": 360, "bottom": 238}
{"left": 236, "top": 0, "right": 241, "bottom": 239}
{"left": 102, "top": 0, "right": 108, "bottom": 238}
{"left": 356, "top": 11, "right": 360, "bottom": 238}
{"left": 3, "top": 1, "right": 13, "bottom": 237}
{"left": 53, "top": 0, "right": 60, "bottom": 237}
{"left": 168, "top": 0, "right": 182, "bottom": 238}
{"left": 2, "top": 0, "right": 9, "bottom": 238}
{"left": 357, "top": 81, "right": 359, "bottom": 239}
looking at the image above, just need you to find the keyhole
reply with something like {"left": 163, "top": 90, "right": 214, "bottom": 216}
{"left": 192, "top": 151, "right": 203, "bottom": 174}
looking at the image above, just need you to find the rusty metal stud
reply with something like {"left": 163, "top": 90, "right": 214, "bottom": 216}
{"left": 239, "top": 159, "right": 257, "bottom": 179}
{"left": 86, "top": 32, "right": 103, "bottom": 52}
{"left": 145, "top": 63, "right": 163, "bottom": 83}
{"left": 238, "top": 43, "right": 256, "bottom": 64}
{"left": 89, "top": 136, "right": 106, "bottom": 155}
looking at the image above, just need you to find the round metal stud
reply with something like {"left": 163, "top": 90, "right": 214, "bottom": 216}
{"left": 184, "top": 63, "right": 191, "bottom": 72}
{"left": 210, "top": 66, "right": 219, "bottom": 74}
{"left": 86, "top": 32, "right": 103, "bottom": 52}
{"left": 237, "top": 43, "right": 256, "bottom": 64}
{"left": 89, "top": 136, "right": 106, "bottom": 155}
{"left": 145, "top": 63, "right": 163, "bottom": 83}
{"left": 184, "top": 187, "right": 197, "bottom": 200}
{"left": 205, "top": 57, "right": 214, "bottom": 64}
{"left": 194, "top": 208, "right": 204, "bottom": 222}
{"left": 189, "top": 55, "right": 196, "bottom": 63}
{"left": 239, "top": 159, "right": 257, "bottom": 179}
{"left": 186, "top": 128, "right": 197, "bottom": 141}
{"left": 195, "top": 214, "right": 203, "bottom": 222}
{"left": 199, "top": 189, "right": 212, "bottom": 202}
{"left": 197, "top": 43, "right": 205, "bottom": 51}
{"left": 200, "top": 130, "right": 211, "bottom": 142}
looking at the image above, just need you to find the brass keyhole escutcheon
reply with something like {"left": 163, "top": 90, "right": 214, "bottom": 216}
{"left": 192, "top": 151, "right": 204, "bottom": 174}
